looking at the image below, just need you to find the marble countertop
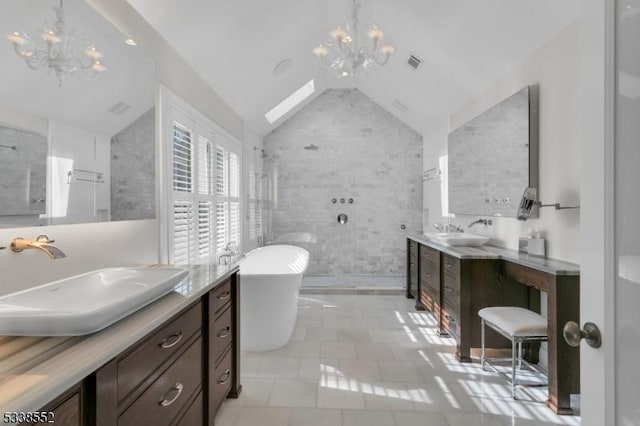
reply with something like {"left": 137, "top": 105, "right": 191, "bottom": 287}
{"left": 0, "top": 263, "right": 238, "bottom": 415}
{"left": 408, "top": 234, "right": 579, "bottom": 276}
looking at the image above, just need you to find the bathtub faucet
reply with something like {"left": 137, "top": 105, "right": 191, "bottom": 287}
{"left": 218, "top": 242, "right": 239, "bottom": 265}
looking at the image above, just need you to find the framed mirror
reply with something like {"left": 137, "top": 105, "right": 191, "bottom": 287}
{"left": 447, "top": 86, "right": 538, "bottom": 217}
{"left": 0, "top": 0, "right": 156, "bottom": 229}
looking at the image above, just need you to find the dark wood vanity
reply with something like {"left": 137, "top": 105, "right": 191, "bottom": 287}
{"left": 19, "top": 269, "right": 241, "bottom": 426}
{"left": 406, "top": 236, "right": 580, "bottom": 415}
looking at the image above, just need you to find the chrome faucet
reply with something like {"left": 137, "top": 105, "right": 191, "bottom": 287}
{"left": 434, "top": 222, "right": 464, "bottom": 233}
{"left": 468, "top": 218, "right": 493, "bottom": 228}
{"left": 10, "top": 235, "right": 66, "bottom": 259}
{"left": 218, "top": 242, "right": 239, "bottom": 265}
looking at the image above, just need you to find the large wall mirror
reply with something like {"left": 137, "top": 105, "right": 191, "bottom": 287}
{"left": 0, "top": 0, "right": 155, "bottom": 229}
{"left": 448, "top": 86, "right": 538, "bottom": 217}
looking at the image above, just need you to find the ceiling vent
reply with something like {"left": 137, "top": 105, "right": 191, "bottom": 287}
{"left": 108, "top": 101, "right": 131, "bottom": 115}
{"left": 407, "top": 54, "right": 423, "bottom": 70}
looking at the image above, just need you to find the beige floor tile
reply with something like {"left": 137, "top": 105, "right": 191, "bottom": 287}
{"left": 317, "top": 385, "right": 365, "bottom": 409}
{"left": 320, "top": 342, "right": 357, "bottom": 359}
{"left": 354, "top": 342, "right": 395, "bottom": 360}
{"left": 288, "top": 408, "right": 343, "bottom": 426}
{"left": 339, "top": 359, "right": 382, "bottom": 381}
{"left": 393, "top": 411, "right": 449, "bottom": 426}
{"left": 268, "top": 379, "right": 318, "bottom": 408}
{"left": 378, "top": 360, "right": 425, "bottom": 382}
{"left": 342, "top": 409, "right": 396, "bottom": 426}
{"left": 235, "top": 407, "right": 291, "bottom": 426}
{"left": 298, "top": 358, "right": 339, "bottom": 380}
{"left": 361, "top": 382, "right": 415, "bottom": 411}
{"left": 258, "top": 357, "right": 302, "bottom": 379}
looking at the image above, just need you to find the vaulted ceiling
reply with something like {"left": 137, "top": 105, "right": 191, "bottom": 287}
{"left": 127, "top": 0, "right": 578, "bottom": 137}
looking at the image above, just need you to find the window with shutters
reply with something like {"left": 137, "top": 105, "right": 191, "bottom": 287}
{"left": 165, "top": 93, "right": 241, "bottom": 265}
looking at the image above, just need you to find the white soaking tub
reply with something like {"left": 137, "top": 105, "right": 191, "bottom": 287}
{"left": 238, "top": 245, "right": 309, "bottom": 351}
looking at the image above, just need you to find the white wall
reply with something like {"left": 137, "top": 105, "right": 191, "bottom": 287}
{"left": 423, "top": 21, "right": 581, "bottom": 264}
{"left": 0, "top": 0, "right": 244, "bottom": 293}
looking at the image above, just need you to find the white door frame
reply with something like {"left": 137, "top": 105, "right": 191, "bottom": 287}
{"left": 579, "top": 0, "right": 616, "bottom": 424}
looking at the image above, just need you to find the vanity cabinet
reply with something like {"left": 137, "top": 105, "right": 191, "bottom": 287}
{"left": 406, "top": 237, "right": 580, "bottom": 415}
{"left": 19, "top": 384, "right": 84, "bottom": 426}
{"left": 405, "top": 239, "right": 418, "bottom": 300}
{"left": 418, "top": 245, "right": 441, "bottom": 319}
{"left": 93, "top": 272, "right": 240, "bottom": 426}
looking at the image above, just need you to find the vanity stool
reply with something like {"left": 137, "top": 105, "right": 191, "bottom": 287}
{"left": 478, "top": 306, "right": 548, "bottom": 399}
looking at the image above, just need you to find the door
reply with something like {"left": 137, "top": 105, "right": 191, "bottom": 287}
{"left": 580, "top": 0, "right": 639, "bottom": 424}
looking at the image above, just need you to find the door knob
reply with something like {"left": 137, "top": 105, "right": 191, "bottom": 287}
{"left": 563, "top": 321, "right": 602, "bottom": 348}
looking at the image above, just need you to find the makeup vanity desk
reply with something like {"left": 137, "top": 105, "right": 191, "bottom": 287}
{"left": 406, "top": 235, "right": 580, "bottom": 415}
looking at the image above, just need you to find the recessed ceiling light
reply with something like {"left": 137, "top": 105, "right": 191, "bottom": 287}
{"left": 273, "top": 58, "right": 293, "bottom": 76}
{"left": 125, "top": 38, "right": 137, "bottom": 46}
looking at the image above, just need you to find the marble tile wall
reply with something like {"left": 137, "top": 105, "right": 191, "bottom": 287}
{"left": 110, "top": 108, "right": 155, "bottom": 221}
{"left": 264, "top": 89, "right": 422, "bottom": 276}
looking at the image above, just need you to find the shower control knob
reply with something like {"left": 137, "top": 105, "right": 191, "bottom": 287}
{"left": 340, "top": 198, "right": 345, "bottom": 204}
{"left": 503, "top": 197, "right": 510, "bottom": 204}
{"left": 348, "top": 198, "right": 354, "bottom": 204}
{"left": 331, "top": 198, "right": 337, "bottom": 204}
{"left": 400, "top": 224, "right": 406, "bottom": 230}
{"left": 493, "top": 198, "right": 500, "bottom": 203}
{"left": 485, "top": 198, "right": 491, "bottom": 203}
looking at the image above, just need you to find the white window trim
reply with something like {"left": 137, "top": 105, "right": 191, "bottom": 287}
{"left": 159, "top": 86, "right": 242, "bottom": 264}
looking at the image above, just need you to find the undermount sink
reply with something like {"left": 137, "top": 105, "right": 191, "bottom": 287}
{"left": 425, "top": 232, "right": 490, "bottom": 247}
{"left": 0, "top": 267, "right": 189, "bottom": 336}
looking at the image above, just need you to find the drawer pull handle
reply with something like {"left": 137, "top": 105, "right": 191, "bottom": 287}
{"left": 217, "top": 326, "right": 231, "bottom": 338}
{"left": 217, "top": 291, "right": 231, "bottom": 300}
{"left": 159, "top": 332, "right": 183, "bottom": 349}
{"left": 445, "top": 286, "right": 454, "bottom": 292}
{"left": 445, "top": 314, "right": 456, "bottom": 322}
{"left": 159, "top": 383, "right": 184, "bottom": 407}
{"left": 445, "top": 263, "right": 454, "bottom": 268}
{"left": 218, "top": 369, "right": 231, "bottom": 385}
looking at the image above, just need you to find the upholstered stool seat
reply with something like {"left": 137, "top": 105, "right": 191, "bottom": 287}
{"left": 478, "top": 306, "right": 548, "bottom": 399}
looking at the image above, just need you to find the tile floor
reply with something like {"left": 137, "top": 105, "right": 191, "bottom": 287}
{"left": 215, "top": 294, "right": 581, "bottom": 426}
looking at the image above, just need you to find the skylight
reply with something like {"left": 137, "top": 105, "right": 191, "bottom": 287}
{"left": 265, "top": 79, "right": 315, "bottom": 124}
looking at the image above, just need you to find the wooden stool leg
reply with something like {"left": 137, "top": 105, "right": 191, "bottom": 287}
{"left": 512, "top": 338, "right": 517, "bottom": 399}
{"left": 481, "top": 319, "right": 486, "bottom": 370}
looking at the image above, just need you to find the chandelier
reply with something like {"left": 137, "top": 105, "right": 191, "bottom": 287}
{"left": 313, "top": 0, "right": 394, "bottom": 78}
{"left": 7, "top": 0, "right": 106, "bottom": 85}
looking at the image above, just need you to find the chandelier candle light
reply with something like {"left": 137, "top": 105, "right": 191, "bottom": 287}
{"left": 7, "top": 0, "right": 106, "bottom": 85}
{"left": 313, "top": 0, "right": 394, "bottom": 78}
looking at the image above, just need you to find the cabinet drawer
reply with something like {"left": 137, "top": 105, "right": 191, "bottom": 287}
{"left": 212, "top": 305, "right": 233, "bottom": 366}
{"left": 119, "top": 338, "right": 202, "bottom": 426}
{"left": 419, "top": 285, "right": 437, "bottom": 314}
{"left": 211, "top": 279, "right": 232, "bottom": 316}
{"left": 420, "top": 245, "right": 440, "bottom": 267}
{"left": 117, "top": 302, "right": 202, "bottom": 402}
{"left": 210, "top": 348, "right": 233, "bottom": 412}
{"left": 442, "top": 254, "right": 460, "bottom": 278}
{"left": 22, "top": 391, "right": 80, "bottom": 426}
{"left": 442, "top": 273, "right": 459, "bottom": 305}
{"left": 442, "top": 301, "right": 458, "bottom": 338}
{"left": 176, "top": 391, "right": 203, "bottom": 426}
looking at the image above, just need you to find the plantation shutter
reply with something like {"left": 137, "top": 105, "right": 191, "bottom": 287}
{"left": 167, "top": 101, "right": 242, "bottom": 265}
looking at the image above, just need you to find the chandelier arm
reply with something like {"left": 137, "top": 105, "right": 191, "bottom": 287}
{"left": 373, "top": 51, "right": 391, "bottom": 66}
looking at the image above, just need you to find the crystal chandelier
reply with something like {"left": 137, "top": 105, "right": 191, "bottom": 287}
{"left": 313, "top": 0, "right": 394, "bottom": 78}
{"left": 7, "top": 0, "right": 106, "bottom": 85}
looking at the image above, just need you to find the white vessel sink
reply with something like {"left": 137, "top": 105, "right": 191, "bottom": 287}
{"left": 0, "top": 267, "right": 189, "bottom": 336}
{"left": 425, "top": 232, "right": 490, "bottom": 247}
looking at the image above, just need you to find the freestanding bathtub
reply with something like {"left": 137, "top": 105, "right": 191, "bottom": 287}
{"left": 238, "top": 244, "right": 310, "bottom": 351}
